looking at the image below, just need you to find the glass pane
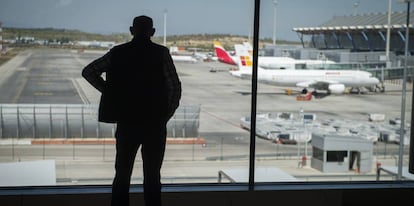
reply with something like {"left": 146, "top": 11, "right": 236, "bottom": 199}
{"left": 0, "top": 0, "right": 251, "bottom": 186}
{"left": 254, "top": 1, "right": 412, "bottom": 182}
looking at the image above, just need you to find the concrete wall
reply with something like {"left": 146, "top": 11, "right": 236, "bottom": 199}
{"left": 1, "top": 184, "right": 413, "bottom": 206}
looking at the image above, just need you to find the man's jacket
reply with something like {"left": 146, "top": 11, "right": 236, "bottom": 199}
{"left": 82, "top": 38, "right": 181, "bottom": 124}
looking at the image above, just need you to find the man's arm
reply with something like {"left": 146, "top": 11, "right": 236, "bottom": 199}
{"left": 81, "top": 52, "right": 112, "bottom": 93}
{"left": 162, "top": 48, "right": 182, "bottom": 119}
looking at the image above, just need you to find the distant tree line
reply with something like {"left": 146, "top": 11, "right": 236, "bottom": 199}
{"left": 2, "top": 27, "right": 299, "bottom": 50}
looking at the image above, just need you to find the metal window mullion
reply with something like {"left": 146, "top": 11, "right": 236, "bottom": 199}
{"left": 33, "top": 105, "right": 37, "bottom": 139}
{"left": 410, "top": 18, "right": 414, "bottom": 172}
{"left": 16, "top": 106, "right": 20, "bottom": 138}
{"left": 65, "top": 105, "right": 69, "bottom": 138}
{"left": 49, "top": 105, "right": 52, "bottom": 138}
{"left": 0, "top": 105, "right": 3, "bottom": 138}
{"left": 399, "top": 0, "right": 411, "bottom": 179}
{"left": 81, "top": 106, "right": 84, "bottom": 138}
{"left": 249, "top": 0, "right": 260, "bottom": 191}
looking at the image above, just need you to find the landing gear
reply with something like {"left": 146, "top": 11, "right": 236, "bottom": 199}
{"left": 377, "top": 84, "right": 385, "bottom": 93}
{"left": 350, "top": 87, "right": 362, "bottom": 94}
{"left": 301, "top": 88, "right": 308, "bottom": 94}
{"left": 312, "top": 90, "right": 329, "bottom": 99}
{"left": 367, "top": 84, "right": 385, "bottom": 93}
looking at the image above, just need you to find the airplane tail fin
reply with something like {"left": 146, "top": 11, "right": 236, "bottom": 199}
{"left": 242, "top": 42, "right": 253, "bottom": 56}
{"left": 234, "top": 44, "right": 253, "bottom": 71}
{"left": 214, "top": 40, "right": 237, "bottom": 65}
{"left": 229, "top": 44, "right": 256, "bottom": 78}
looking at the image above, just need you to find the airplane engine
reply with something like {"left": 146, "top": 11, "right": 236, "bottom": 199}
{"left": 328, "top": 84, "right": 346, "bottom": 94}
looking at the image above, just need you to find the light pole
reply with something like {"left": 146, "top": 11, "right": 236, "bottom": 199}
{"left": 163, "top": 9, "right": 168, "bottom": 46}
{"left": 0, "top": 21, "right": 2, "bottom": 54}
{"left": 273, "top": 0, "right": 278, "bottom": 46}
{"left": 385, "top": 0, "right": 392, "bottom": 68}
{"left": 353, "top": 1, "right": 360, "bottom": 15}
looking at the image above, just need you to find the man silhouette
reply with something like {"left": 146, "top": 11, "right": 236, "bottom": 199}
{"left": 82, "top": 15, "right": 181, "bottom": 206}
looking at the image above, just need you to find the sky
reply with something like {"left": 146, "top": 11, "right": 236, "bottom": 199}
{"left": 0, "top": 0, "right": 409, "bottom": 41}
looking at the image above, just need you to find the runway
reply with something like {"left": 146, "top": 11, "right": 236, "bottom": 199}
{"left": 0, "top": 48, "right": 410, "bottom": 184}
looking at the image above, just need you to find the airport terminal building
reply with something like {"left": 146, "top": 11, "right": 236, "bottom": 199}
{"left": 265, "top": 11, "right": 414, "bottom": 72}
{"left": 294, "top": 11, "right": 414, "bottom": 54}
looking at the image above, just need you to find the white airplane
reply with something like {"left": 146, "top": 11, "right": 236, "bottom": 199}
{"left": 241, "top": 42, "right": 337, "bottom": 70}
{"left": 257, "top": 56, "right": 337, "bottom": 70}
{"left": 169, "top": 46, "right": 199, "bottom": 63}
{"left": 231, "top": 44, "right": 381, "bottom": 95}
{"left": 171, "top": 54, "right": 198, "bottom": 63}
{"left": 214, "top": 40, "right": 336, "bottom": 70}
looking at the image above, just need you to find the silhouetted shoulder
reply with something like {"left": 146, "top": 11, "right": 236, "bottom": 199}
{"left": 150, "top": 42, "right": 169, "bottom": 53}
{"left": 110, "top": 41, "right": 134, "bottom": 51}
{"left": 108, "top": 41, "right": 169, "bottom": 58}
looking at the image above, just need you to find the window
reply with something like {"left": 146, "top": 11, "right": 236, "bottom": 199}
{"left": 312, "top": 147, "right": 323, "bottom": 161}
{"left": 0, "top": 0, "right": 412, "bottom": 188}
{"left": 326, "top": 151, "right": 347, "bottom": 162}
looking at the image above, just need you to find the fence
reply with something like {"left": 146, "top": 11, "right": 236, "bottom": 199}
{"left": 0, "top": 104, "right": 200, "bottom": 139}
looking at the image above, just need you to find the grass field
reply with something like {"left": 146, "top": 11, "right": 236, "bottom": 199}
{"left": 0, "top": 48, "right": 21, "bottom": 67}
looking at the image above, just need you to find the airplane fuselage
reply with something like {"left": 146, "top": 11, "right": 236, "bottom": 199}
{"left": 230, "top": 42, "right": 381, "bottom": 95}
{"left": 257, "top": 57, "right": 336, "bottom": 70}
{"left": 258, "top": 70, "right": 379, "bottom": 87}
